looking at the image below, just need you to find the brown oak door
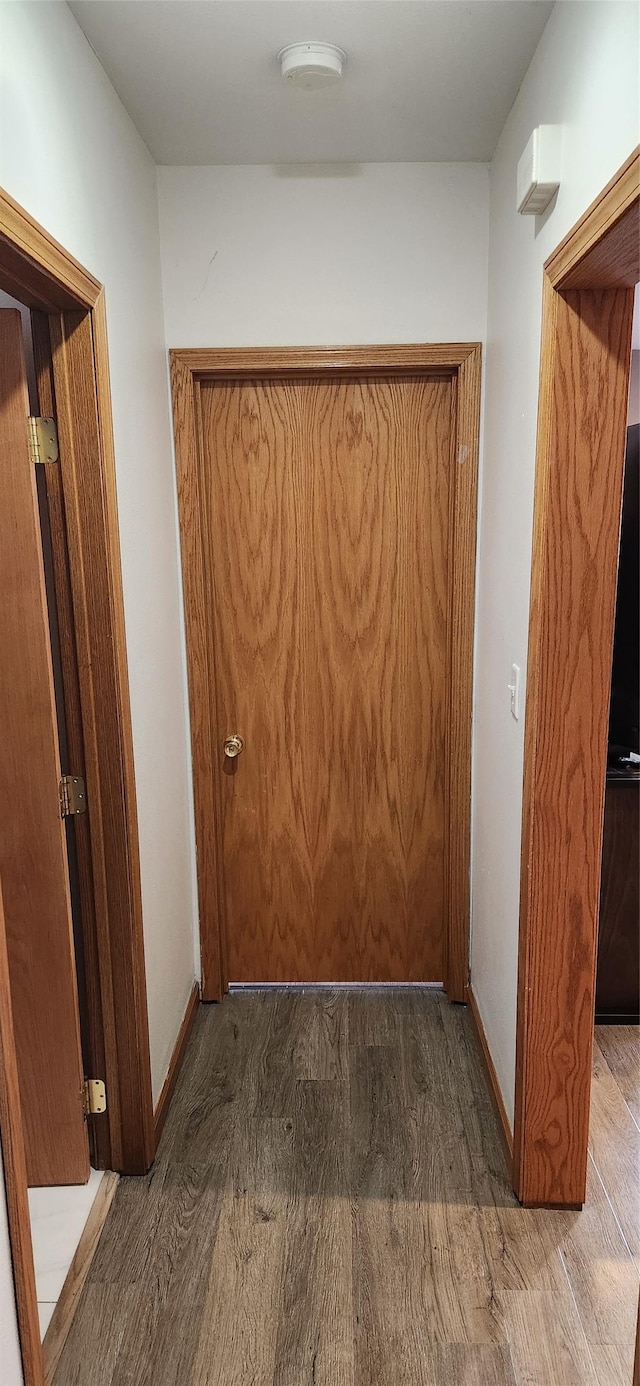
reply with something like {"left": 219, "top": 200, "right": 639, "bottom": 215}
{"left": 200, "top": 374, "right": 453, "bottom": 983}
{"left": 0, "top": 310, "right": 89, "bottom": 1185}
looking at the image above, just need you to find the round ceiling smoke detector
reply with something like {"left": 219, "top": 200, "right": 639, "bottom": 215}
{"left": 278, "top": 42, "right": 346, "bottom": 90}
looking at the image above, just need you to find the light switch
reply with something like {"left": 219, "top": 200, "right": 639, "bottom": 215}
{"left": 508, "top": 664, "right": 521, "bottom": 721}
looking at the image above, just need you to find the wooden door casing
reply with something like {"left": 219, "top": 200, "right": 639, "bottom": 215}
{"left": 169, "top": 345, "right": 479, "bottom": 997}
{"left": 514, "top": 147, "right": 639, "bottom": 1207}
{"left": 201, "top": 375, "right": 452, "bottom": 982}
{"left": 172, "top": 345, "right": 481, "bottom": 999}
{"left": 0, "top": 309, "right": 89, "bottom": 1185}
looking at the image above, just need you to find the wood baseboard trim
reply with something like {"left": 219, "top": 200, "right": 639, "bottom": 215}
{"left": 153, "top": 983, "right": 200, "bottom": 1147}
{"left": 634, "top": 1288, "right": 640, "bottom": 1386}
{"left": 466, "top": 984, "right": 514, "bottom": 1171}
{"left": 42, "top": 1171, "right": 119, "bottom": 1386}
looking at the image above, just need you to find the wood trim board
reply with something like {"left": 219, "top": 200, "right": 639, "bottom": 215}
{"left": 0, "top": 188, "right": 101, "bottom": 310}
{"left": 466, "top": 985, "right": 513, "bottom": 1171}
{"left": 0, "top": 880, "right": 44, "bottom": 1386}
{"left": 545, "top": 146, "right": 640, "bottom": 290}
{"left": 170, "top": 357, "right": 224, "bottom": 998}
{"left": 42, "top": 1172, "right": 119, "bottom": 1386}
{"left": 514, "top": 152, "right": 640, "bottom": 1207}
{"left": 48, "top": 303, "right": 155, "bottom": 1175}
{"left": 634, "top": 1293, "right": 640, "bottom": 1386}
{"left": 444, "top": 349, "right": 481, "bottom": 1000}
{"left": 171, "top": 344, "right": 481, "bottom": 1003}
{"left": 173, "top": 343, "right": 480, "bottom": 376}
{"left": 154, "top": 984, "right": 200, "bottom": 1146}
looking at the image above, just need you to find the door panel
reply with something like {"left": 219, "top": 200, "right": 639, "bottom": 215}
{"left": 201, "top": 374, "right": 452, "bottom": 982}
{"left": 0, "top": 310, "right": 89, "bottom": 1184}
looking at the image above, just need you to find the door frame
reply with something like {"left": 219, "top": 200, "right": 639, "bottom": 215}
{"left": 0, "top": 187, "right": 155, "bottom": 1178}
{"left": 514, "top": 148, "right": 639, "bottom": 1207}
{"left": 171, "top": 344, "right": 481, "bottom": 1001}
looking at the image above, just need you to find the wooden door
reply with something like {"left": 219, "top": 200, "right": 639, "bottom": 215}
{"left": 200, "top": 374, "right": 453, "bottom": 982}
{"left": 0, "top": 310, "right": 89, "bottom": 1184}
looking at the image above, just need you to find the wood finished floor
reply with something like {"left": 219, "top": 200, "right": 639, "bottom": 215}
{"left": 54, "top": 993, "right": 639, "bottom": 1386}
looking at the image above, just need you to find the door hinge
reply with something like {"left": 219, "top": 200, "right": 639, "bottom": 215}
{"left": 28, "top": 415, "right": 59, "bottom": 465}
{"left": 83, "top": 1078, "right": 107, "bottom": 1117}
{"left": 59, "top": 774, "right": 87, "bottom": 818}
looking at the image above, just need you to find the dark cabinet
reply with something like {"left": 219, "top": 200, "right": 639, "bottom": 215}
{"left": 595, "top": 770, "right": 639, "bottom": 1022}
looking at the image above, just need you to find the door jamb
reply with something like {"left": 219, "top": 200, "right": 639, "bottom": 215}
{"left": 170, "top": 344, "right": 481, "bottom": 1001}
{"left": 514, "top": 147, "right": 640, "bottom": 1207}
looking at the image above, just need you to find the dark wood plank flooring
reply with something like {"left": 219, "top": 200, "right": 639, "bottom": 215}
{"left": 54, "top": 992, "right": 638, "bottom": 1385}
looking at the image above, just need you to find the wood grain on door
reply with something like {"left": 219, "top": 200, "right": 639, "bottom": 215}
{"left": 200, "top": 374, "right": 453, "bottom": 982}
{"left": 0, "top": 309, "right": 89, "bottom": 1185}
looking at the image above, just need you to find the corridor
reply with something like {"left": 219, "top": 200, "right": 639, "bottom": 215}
{"left": 54, "top": 991, "right": 637, "bottom": 1384}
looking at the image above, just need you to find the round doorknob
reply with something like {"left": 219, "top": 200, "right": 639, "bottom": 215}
{"left": 223, "top": 734, "right": 245, "bottom": 759}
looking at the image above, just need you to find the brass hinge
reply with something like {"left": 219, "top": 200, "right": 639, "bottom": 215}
{"left": 28, "top": 416, "right": 59, "bottom": 464}
{"left": 83, "top": 1078, "right": 107, "bottom": 1117}
{"left": 59, "top": 775, "right": 87, "bottom": 818}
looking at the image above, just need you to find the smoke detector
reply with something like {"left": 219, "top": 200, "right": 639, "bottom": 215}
{"left": 279, "top": 42, "right": 346, "bottom": 90}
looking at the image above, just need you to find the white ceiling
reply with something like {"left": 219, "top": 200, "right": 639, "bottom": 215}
{"left": 68, "top": 0, "right": 554, "bottom": 165}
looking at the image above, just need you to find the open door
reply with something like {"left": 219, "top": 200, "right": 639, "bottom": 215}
{"left": 0, "top": 309, "right": 89, "bottom": 1186}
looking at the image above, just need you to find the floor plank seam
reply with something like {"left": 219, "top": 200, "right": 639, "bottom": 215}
{"left": 557, "top": 1243, "right": 607, "bottom": 1382}
{"left": 587, "top": 1148, "right": 638, "bottom": 1267}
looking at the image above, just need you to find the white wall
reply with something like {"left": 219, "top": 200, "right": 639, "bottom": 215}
{"left": 629, "top": 352, "right": 640, "bottom": 427}
{"left": 158, "top": 163, "right": 489, "bottom": 346}
{"left": 628, "top": 284, "right": 640, "bottom": 426}
{"left": 0, "top": 1145, "right": 22, "bottom": 1386}
{"left": 0, "top": 0, "right": 197, "bottom": 1105}
{"left": 471, "top": 0, "right": 640, "bottom": 1126}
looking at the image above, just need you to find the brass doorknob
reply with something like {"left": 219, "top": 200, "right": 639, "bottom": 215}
{"left": 223, "top": 734, "right": 245, "bottom": 759}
